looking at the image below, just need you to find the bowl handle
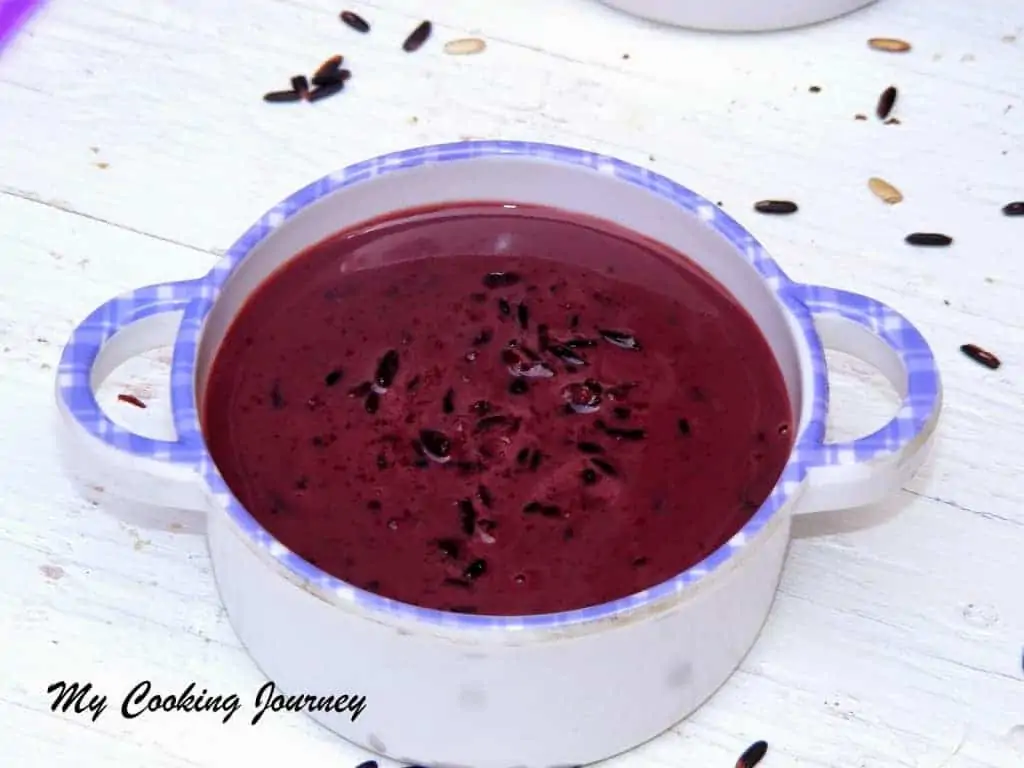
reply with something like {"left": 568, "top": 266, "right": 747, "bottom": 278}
{"left": 55, "top": 280, "right": 210, "bottom": 513}
{"left": 786, "top": 284, "right": 942, "bottom": 515}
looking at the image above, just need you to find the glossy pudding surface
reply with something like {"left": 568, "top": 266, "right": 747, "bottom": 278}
{"left": 202, "top": 202, "right": 794, "bottom": 615}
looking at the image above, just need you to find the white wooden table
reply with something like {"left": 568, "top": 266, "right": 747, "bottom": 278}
{"left": 1, "top": 1, "right": 1022, "bottom": 766}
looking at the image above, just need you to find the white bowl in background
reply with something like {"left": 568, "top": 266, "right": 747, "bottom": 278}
{"left": 597, "top": 0, "right": 879, "bottom": 32}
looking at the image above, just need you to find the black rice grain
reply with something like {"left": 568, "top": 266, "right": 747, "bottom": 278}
{"left": 537, "top": 323, "right": 550, "bottom": 350}
{"left": 313, "top": 54, "right": 342, "bottom": 81}
{"left": 290, "top": 75, "right": 310, "bottom": 98}
{"left": 269, "top": 381, "right": 285, "bottom": 409}
{"left": 459, "top": 499, "right": 477, "bottom": 536}
{"left": 484, "top": 271, "right": 521, "bottom": 289}
{"left": 475, "top": 414, "right": 518, "bottom": 433}
{"left": 565, "top": 337, "right": 598, "bottom": 348}
{"left": 308, "top": 82, "right": 344, "bottom": 102}
{"left": 905, "top": 232, "right": 953, "bottom": 246}
{"left": 960, "top": 343, "right": 1001, "bottom": 370}
{"left": 591, "top": 458, "right": 618, "bottom": 477}
{"left": 374, "top": 349, "right": 400, "bottom": 389}
{"left": 312, "top": 68, "right": 350, "bottom": 88}
{"left": 754, "top": 200, "right": 798, "bottom": 215}
{"left": 516, "top": 447, "right": 531, "bottom": 465}
{"left": 340, "top": 10, "right": 370, "bottom": 33}
{"left": 598, "top": 420, "right": 646, "bottom": 441}
{"left": 735, "top": 740, "right": 768, "bottom": 768}
{"left": 355, "top": 761, "right": 379, "bottom": 768}
{"left": 876, "top": 85, "right": 898, "bottom": 120}
{"left": 437, "top": 538, "right": 459, "bottom": 559}
{"left": 464, "top": 558, "right": 487, "bottom": 580}
{"left": 477, "top": 484, "right": 494, "bottom": 508}
{"left": 324, "top": 369, "right": 344, "bottom": 387}
{"left": 678, "top": 418, "right": 691, "bottom": 435}
{"left": 577, "top": 441, "right": 604, "bottom": 454}
{"left": 365, "top": 391, "right": 380, "bottom": 414}
{"left": 268, "top": 493, "right": 288, "bottom": 515}
{"left": 419, "top": 429, "right": 452, "bottom": 460}
{"left": 263, "top": 90, "right": 302, "bottom": 103}
{"left": 598, "top": 329, "right": 640, "bottom": 351}
{"left": 549, "top": 344, "right": 587, "bottom": 366}
{"left": 403, "top": 20, "right": 433, "bottom": 52}
{"left": 497, "top": 298, "right": 511, "bottom": 316}
{"left": 581, "top": 468, "right": 599, "bottom": 485}
{"left": 509, "top": 378, "right": 529, "bottom": 395}
{"left": 517, "top": 302, "right": 529, "bottom": 330}
{"left": 442, "top": 387, "right": 455, "bottom": 414}
{"left": 472, "top": 328, "right": 494, "bottom": 346}
{"left": 528, "top": 450, "right": 543, "bottom": 471}
{"left": 1002, "top": 201, "right": 1024, "bottom": 216}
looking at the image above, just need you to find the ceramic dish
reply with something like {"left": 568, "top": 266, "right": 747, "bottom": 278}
{"left": 597, "top": 0, "right": 879, "bottom": 32}
{"left": 56, "top": 140, "right": 941, "bottom": 768}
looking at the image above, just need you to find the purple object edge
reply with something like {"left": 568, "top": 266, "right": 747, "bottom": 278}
{"left": 0, "top": 0, "right": 44, "bottom": 53}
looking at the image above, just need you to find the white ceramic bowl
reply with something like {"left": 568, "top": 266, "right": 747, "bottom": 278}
{"left": 597, "top": 0, "right": 879, "bottom": 32}
{"left": 56, "top": 141, "right": 941, "bottom": 768}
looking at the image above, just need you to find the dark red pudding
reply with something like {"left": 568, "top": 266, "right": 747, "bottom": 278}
{"left": 202, "top": 202, "right": 793, "bottom": 616}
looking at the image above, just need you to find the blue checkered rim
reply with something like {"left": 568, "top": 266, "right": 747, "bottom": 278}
{"left": 57, "top": 141, "right": 941, "bottom": 630}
